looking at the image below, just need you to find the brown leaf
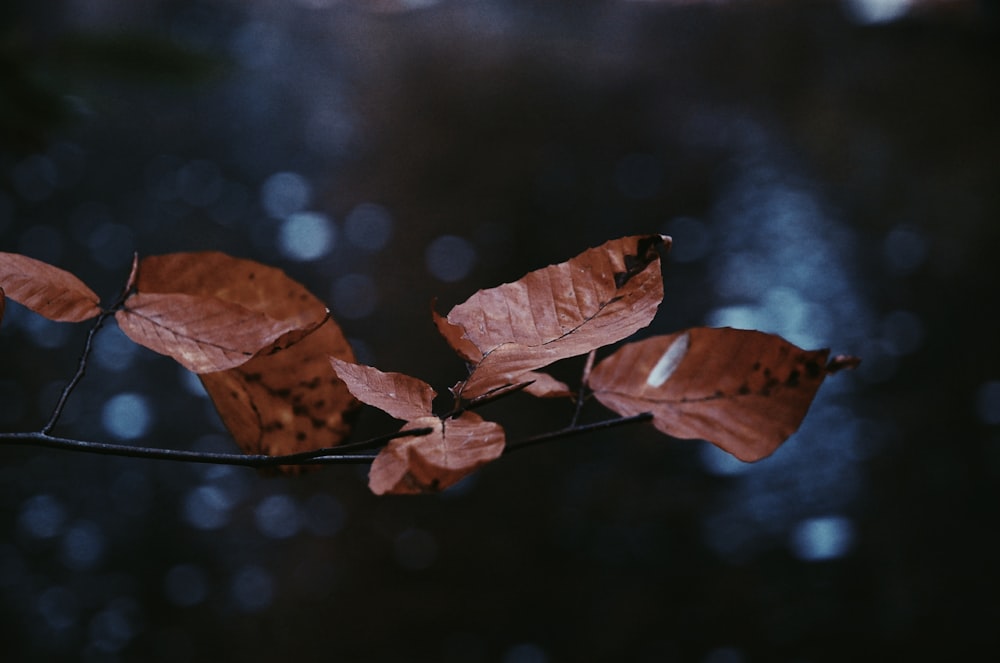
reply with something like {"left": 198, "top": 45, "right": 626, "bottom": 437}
{"left": 588, "top": 327, "right": 849, "bottom": 462}
{"left": 134, "top": 251, "right": 327, "bottom": 331}
{"left": 519, "top": 371, "right": 574, "bottom": 399}
{"left": 0, "top": 252, "right": 101, "bottom": 322}
{"left": 116, "top": 252, "right": 331, "bottom": 373}
{"left": 369, "top": 412, "right": 505, "bottom": 495}
{"left": 116, "top": 292, "right": 304, "bottom": 373}
{"left": 199, "top": 320, "right": 359, "bottom": 462}
{"left": 329, "top": 358, "right": 436, "bottom": 421}
{"left": 437, "top": 235, "right": 668, "bottom": 398}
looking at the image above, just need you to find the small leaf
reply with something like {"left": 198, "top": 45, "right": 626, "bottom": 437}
{"left": 0, "top": 252, "right": 101, "bottom": 322}
{"left": 519, "top": 371, "right": 574, "bottom": 399}
{"left": 200, "top": 320, "right": 359, "bottom": 462}
{"left": 330, "top": 358, "right": 436, "bottom": 421}
{"left": 438, "top": 234, "right": 668, "bottom": 398}
{"left": 588, "top": 327, "right": 853, "bottom": 462}
{"left": 369, "top": 412, "right": 506, "bottom": 495}
{"left": 116, "top": 292, "right": 302, "bottom": 373}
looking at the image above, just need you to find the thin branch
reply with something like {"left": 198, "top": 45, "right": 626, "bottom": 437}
{"left": 42, "top": 259, "right": 137, "bottom": 435}
{"left": 570, "top": 349, "right": 597, "bottom": 427}
{"left": 0, "top": 428, "right": 432, "bottom": 467}
{"left": 41, "top": 310, "right": 114, "bottom": 435}
{"left": 504, "top": 411, "right": 654, "bottom": 454}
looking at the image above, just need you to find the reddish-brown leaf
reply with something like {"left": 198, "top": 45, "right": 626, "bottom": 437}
{"left": 116, "top": 252, "right": 331, "bottom": 373}
{"left": 199, "top": 320, "right": 359, "bottom": 462}
{"left": 519, "top": 371, "right": 574, "bottom": 399}
{"left": 437, "top": 235, "right": 668, "bottom": 398}
{"left": 0, "top": 252, "right": 101, "bottom": 322}
{"left": 134, "top": 251, "right": 327, "bottom": 330}
{"left": 116, "top": 292, "right": 303, "bottom": 373}
{"left": 588, "top": 327, "right": 852, "bottom": 462}
{"left": 329, "top": 358, "right": 436, "bottom": 421}
{"left": 369, "top": 412, "right": 505, "bottom": 495}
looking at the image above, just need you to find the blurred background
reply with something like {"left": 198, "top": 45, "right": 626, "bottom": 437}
{"left": 2, "top": 0, "right": 998, "bottom": 660}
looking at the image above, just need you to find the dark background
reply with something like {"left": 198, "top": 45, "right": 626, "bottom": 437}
{"left": 2, "top": 0, "right": 998, "bottom": 661}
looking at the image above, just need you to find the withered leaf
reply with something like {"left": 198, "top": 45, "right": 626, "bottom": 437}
{"left": 116, "top": 292, "right": 303, "bottom": 373}
{"left": 369, "top": 412, "right": 505, "bottom": 495}
{"left": 121, "top": 251, "right": 357, "bottom": 463}
{"left": 117, "top": 251, "right": 332, "bottom": 373}
{"left": 0, "top": 252, "right": 101, "bottom": 322}
{"left": 200, "top": 320, "right": 359, "bottom": 462}
{"left": 588, "top": 327, "right": 852, "bottom": 462}
{"left": 437, "top": 235, "right": 668, "bottom": 399}
{"left": 330, "top": 358, "right": 436, "bottom": 421}
{"left": 519, "top": 371, "right": 574, "bottom": 399}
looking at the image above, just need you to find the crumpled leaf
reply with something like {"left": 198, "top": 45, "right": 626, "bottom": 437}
{"left": 116, "top": 252, "right": 326, "bottom": 373}
{"left": 329, "top": 358, "right": 436, "bottom": 421}
{"left": 436, "top": 234, "right": 668, "bottom": 398}
{"left": 0, "top": 252, "right": 101, "bottom": 322}
{"left": 588, "top": 327, "right": 856, "bottom": 462}
{"left": 199, "top": 320, "right": 359, "bottom": 462}
{"left": 369, "top": 412, "right": 506, "bottom": 495}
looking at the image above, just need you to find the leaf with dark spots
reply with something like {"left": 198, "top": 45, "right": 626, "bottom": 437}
{"left": 0, "top": 252, "right": 102, "bottom": 322}
{"left": 199, "top": 320, "right": 359, "bottom": 466}
{"left": 588, "top": 327, "right": 855, "bottom": 462}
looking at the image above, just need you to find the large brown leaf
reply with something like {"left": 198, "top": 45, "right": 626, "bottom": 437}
{"left": 369, "top": 412, "right": 505, "bottom": 495}
{"left": 119, "top": 251, "right": 358, "bottom": 461}
{"left": 0, "top": 252, "right": 101, "bottom": 322}
{"left": 116, "top": 251, "right": 332, "bottom": 373}
{"left": 199, "top": 320, "right": 359, "bottom": 461}
{"left": 329, "top": 358, "right": 436, "bottom": 421}
{"left": 116, "top": 292, "right": 303, "bottom": 373}
{"left": 437, "top": 235, "right": 668, "bottom": 398}
{"left": 588, "top": 327, "right": 851, "bottom": 462}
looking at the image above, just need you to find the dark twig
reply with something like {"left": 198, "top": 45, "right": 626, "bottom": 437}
{"left": 0, "top": 427, "right": 433, "bottom": 467}
{"left": 570, "top": 349, "right": 597, "bottom": 427}
{"left": 504, "top": 411, "right": 654, "bottom": 454}
{"left": 41, "top": 310, "right": 114, "bottom": 435}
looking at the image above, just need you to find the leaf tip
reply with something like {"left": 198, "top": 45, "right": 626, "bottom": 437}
{"left": 826, "top": 354, "right": 862, "bottom": 373}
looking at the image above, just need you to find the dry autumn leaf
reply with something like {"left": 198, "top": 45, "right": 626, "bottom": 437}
{"left": 200, "top": 320, "right": 358, "bottom": 461}
{"left": 369, "top": 412, "right": 506, "bottom": 495}
{"left": 435, "top": 234, "right": 668, "bottom": 399}
{"left": 114, "top": 251, "right": 358, "bottom": 462}
{"left": 519, "top": 371, "right": 574, "bottom": 399}
{"left": 329, "top": 358, "right": 436, "bottom": 421}
{"left": 0, "top": 252, "right": 102, "bottom": 322}
{"left": 115, "top": 252, "right": 327, "bottom": 373}
{"left": 588, "top": 327, "right": 853, "bottom": 462}
{"left": 116, "top": 292, "right": 304, "bottom": 373}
